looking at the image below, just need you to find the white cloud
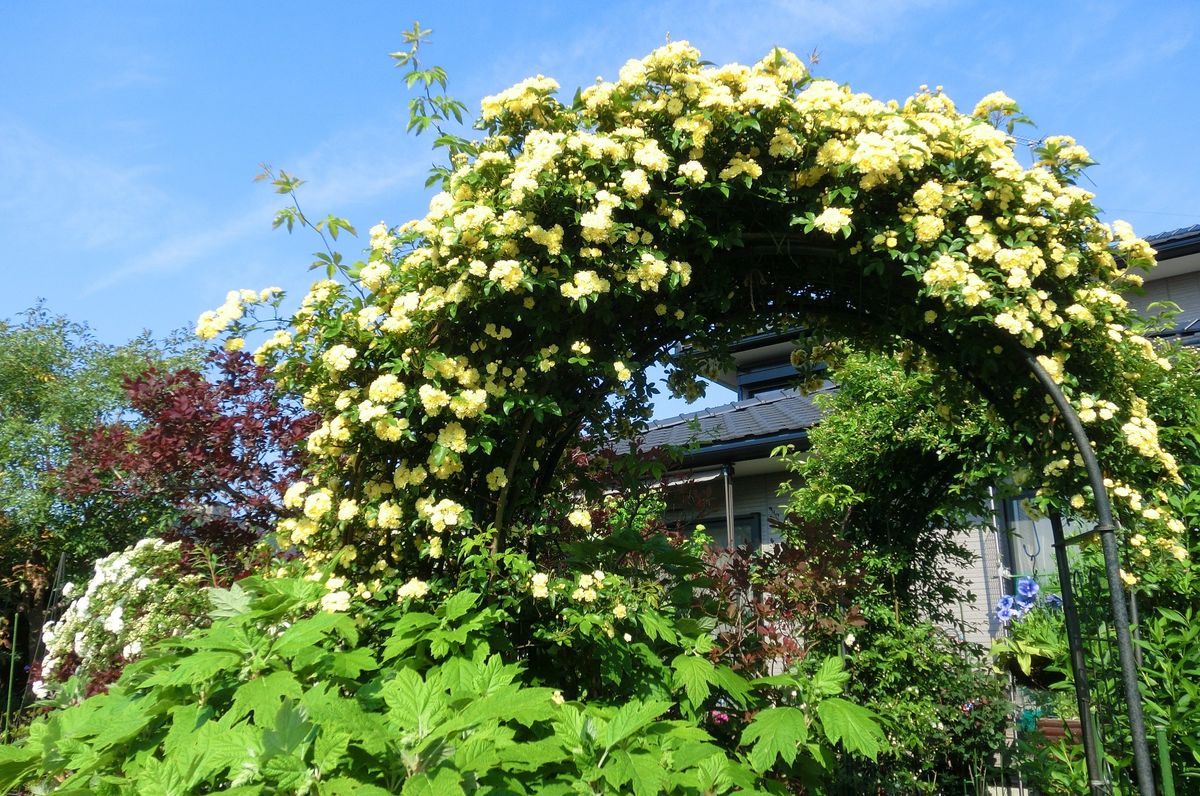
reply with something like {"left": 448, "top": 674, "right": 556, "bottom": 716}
{"left": 0, "top": 120, "right": 171, "bottom": 251}
{"left": 82, "top": 125, "right": 429, "bottom": 294}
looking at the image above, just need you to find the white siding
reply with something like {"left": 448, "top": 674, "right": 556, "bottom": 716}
{"left": 1129, "top": 271, "right": 1200, "bottom": 317}
{"left": 953, "top": 525, "right": 1006, "bottom": 646}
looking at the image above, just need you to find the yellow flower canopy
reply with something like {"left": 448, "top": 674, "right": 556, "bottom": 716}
{"left": 202, "top": 42, "right": 1182, "bottom": 578}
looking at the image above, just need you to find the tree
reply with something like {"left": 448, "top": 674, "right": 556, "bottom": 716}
{"left": 59, "top": 349, "right": 316, "bottom": 557}
{"left": 0, "top": 305, "right": 198, "bottom": 698}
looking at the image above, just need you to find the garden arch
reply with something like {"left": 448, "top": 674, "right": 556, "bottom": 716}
{"left": 216, "top": 43, "right": 1178, "bottom": 792}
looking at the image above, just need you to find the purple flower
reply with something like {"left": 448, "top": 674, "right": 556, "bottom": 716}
{"left": 710, "top": 710, "right": 730, "bottom": 725}
{"left": 994, "top": 595, "right": 1017, "bottom": 624}
{"left": 1016, "top": 576, "right": 1040, "bottom": 601}
{"left": 1044, "top": 593, "right": 1063, "bottom": 609}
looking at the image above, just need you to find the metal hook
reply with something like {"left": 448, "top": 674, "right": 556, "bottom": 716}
{"left": 1019, "top": 524, "right": 1042, "bottom": 575}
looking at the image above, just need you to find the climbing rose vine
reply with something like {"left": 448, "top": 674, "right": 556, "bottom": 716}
{"left": 201, "top": 42, "right": 1183, "bottom": 592}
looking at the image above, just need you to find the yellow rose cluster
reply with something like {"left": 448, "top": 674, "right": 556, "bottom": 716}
{"left": 200, "top": 41, "right": 1186, "bottom": 585}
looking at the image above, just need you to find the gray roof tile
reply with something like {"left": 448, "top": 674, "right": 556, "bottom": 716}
{"left": 1145, "top": 224, "right": 1200, "bottom": 245}
{"left": 634, "top": 388, "right": 829, "bottom": 451}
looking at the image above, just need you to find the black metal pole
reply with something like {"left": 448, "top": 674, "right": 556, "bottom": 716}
{"left": 1020, "top": 351, "right": 1156, "bottom": 795}
{"left": 1050, "top": 511, "right": 1108, "bottom": 794}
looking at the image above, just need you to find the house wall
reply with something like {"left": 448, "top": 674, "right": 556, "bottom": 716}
{"left": 663, "top": 470, "right": 791, "bottom": 546}
{"left": 1128, "top": 271, "right": 1200, "bottom": 317}
{"left": 953, "top": 523, "right": 1007, "bottom": 647}
{"left": 730, "top": 472, "right": 790, "bottom": 545}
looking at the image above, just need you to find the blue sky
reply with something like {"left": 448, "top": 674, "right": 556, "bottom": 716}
{"left": 3, "top": 1, "right": 1197, "bottom": 418}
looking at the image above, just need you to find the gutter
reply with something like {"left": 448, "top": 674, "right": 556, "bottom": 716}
{"left": 678, "top": 429, "right": 811, "bottom": 469}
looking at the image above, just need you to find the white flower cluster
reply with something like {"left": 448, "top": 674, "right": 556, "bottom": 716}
{"left": 34, "top": 538, "right": 208, "bottom": 699}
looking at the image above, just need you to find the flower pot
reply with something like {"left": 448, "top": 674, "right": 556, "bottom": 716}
{"left": 1035, "top": 716, "right": 1083, "bottom": 744}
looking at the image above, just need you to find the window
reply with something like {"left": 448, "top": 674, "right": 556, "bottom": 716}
{"left": 1000, "top": 497, "right": 1088, "bottom": 578}
{"left": 675, "top": 514, "right": 762, "bottom": 550}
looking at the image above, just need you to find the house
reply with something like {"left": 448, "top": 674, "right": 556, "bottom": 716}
{"left": 636, "top": 224, "right": 1200, "bottom": 645}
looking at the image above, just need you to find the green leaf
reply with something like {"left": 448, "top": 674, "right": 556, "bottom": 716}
{"left": 382, "top": 668, "right": 435, "bottom": 733}
{"left": 271, "top": 612, "right": 352, "bottom": 659}
{"left": 144, "top": 650, "right": 241, "bottom": 687}
{"left": 263, "top": 752, "right": 310, "bottom": 790}
{"left": 0, "top": 744, "right": 40, "bottom": 793}
{"left": 603, "top": 747, "right": 668, "bottom": 795}
{"left": 815, "top": 697, "right": 886, "bottom": 760}
{"left": 672, "top": 654, "right": 714, "bottom": 706}
{"left": 740, "top": 707, "right": 809, "bottom": 772}
{"left": 494, "top": 736, "right": 569, "bottom": 771}
{"left": 637, "top": 610, "right": 677, "bottom": 644}
{"left": 329, "top": 647, "right": 379, "bottom": 679}
{"left": 603, "top": 700, "right": 671, "bottom": 749}
{"left": 439, "top": 590, "right": 479, "bottom": 622}
{"left": 162, "top": 703, "right": 211, "bottom": 761}
{"left": 401, "top": 768, "right": 466, "bottom": 796}
{"left": 209, "top": 582, "right": 254, "bottom": 618}
{"left": 320, "top": 778, "right": 393, "bottom": 796}
{"left": 192, "top": 722, "right": 263, "bottom": 783}
{"left": 710, "top": 664, "right": 753, "bottom": 708}
{"left": 382, "top": 612, "right": 439, "bottom": 661}
{"left": 263, "top": 701, "right": 314, "bottom": 758}
{"left": 810, "top": 656, "right": 850, "bottom": 696}
{"left": 230, "top": 671, "right": 303, "bottom": 725}
{"left": 692, "top": 752, "right": 733, "bottom": 794}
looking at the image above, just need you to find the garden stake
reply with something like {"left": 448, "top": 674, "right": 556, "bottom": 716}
{"left": 1021, "top": 349, "right": 1155, "bottom": 796}
{"left": 1050, "top": 511, "right": 1106, "bottom": 794}
{"left": 3, "top": 610, "right": 18, "bottom": 744}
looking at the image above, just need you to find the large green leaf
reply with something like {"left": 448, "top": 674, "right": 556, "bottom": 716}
{"left": 143, "top": 650, "right": 242, "bottom": 688}
{"left": 208, "top": 582, "right": 254, "bottom": 618}
{"left": 605, "top": 749, "right": 667, "bottom": 796}
{"left": 329, "top": 647, "right": 379, "bottom": 678}
{"left": 438, "top": 590, "right": 479, "bottom": 622}
{"left": 671, "top": 654, "right": 715, "bottom": 706}
{"left": 382, "top": 612, "right": 439, "bottom": 661}
{"left": 809, "top": 656, "right": 850, "bottom": 696}
{"left": 263, "top": 701, "right": 314, "bottom": 758}
{"left": 740, "top": 707, "right": 809, "bottom": 772}
{"left": 319, "top": 777, "right": 393, "bottom": 795}
{"left": 815, "top": 697, "right": 885, "bottom": 761}
{"left": 401, "top": 767, "right": 467, "bottom": 795}
{"left": 229, "top": 671, "right": 303, "bottom": 725}
{"left": 602, "top": 700, "right": 671, "bottom": 750}
{"left": 271, "top": 612, "right": 354, "bottom": 659}
{"left": 0, "top": 744, "right": 40, "bottom": 793}
{"left": 263, "top": 752, "right": 311, "bottom": 791}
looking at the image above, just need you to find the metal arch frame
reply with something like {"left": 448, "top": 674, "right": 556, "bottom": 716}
{"left": 723, "top": 236, "right": 1157, "bottom": 792}
{"left": 1019, "top": 349, "right": 1155, "bottom": 796}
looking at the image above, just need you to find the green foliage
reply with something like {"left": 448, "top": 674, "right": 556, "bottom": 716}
{"left": 0, "top": 304, "right": 199, "bottom": 715}
{"left": 813, "top": 621, "right": 1010, "bottom": 794}
{"left": 0, "top": 306, "right": 198, "bottom": 572}
{"left": 16, "top": 27, "right": 1199, "bottom": 796}
{"left": 0, "top": 564, "right": 884, "bottom": 793}
{"left": 782, "top": 350, "right": 992, "bottom": 624}
{"left": 1002, "top": 346, "right": 1200, "bottom": 789}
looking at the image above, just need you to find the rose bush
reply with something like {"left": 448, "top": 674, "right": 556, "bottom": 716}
{"left": 4, "top": 32, "right": 1194, "bottom": 793}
